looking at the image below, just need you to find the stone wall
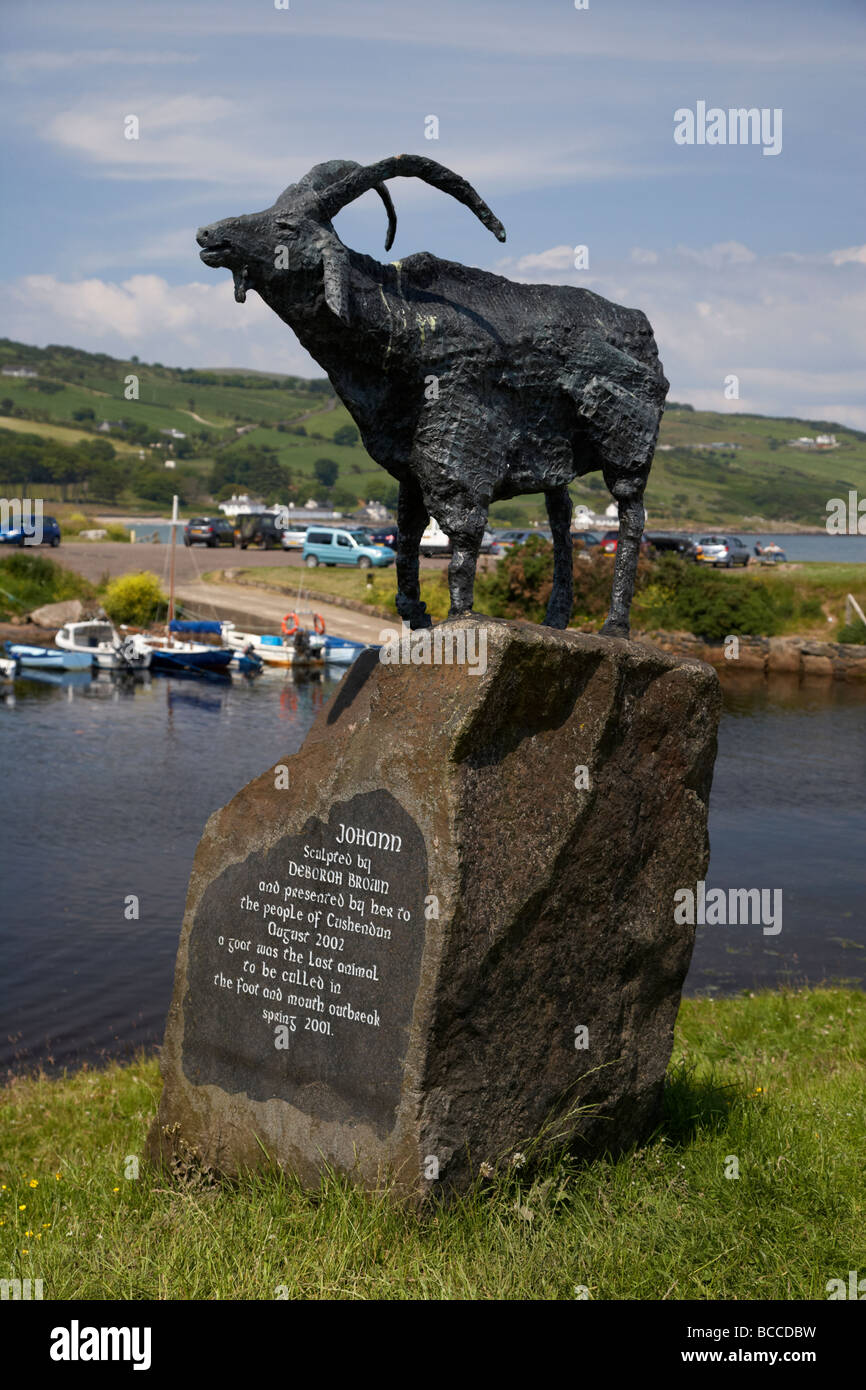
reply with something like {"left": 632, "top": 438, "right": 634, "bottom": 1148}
{"left": 636, "top": 632, "right": 866, "bottom": 681}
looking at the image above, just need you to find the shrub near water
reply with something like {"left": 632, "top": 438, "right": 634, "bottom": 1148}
{"left": 476, "top": 535, "right": 653, "bottom": 626}
{"left": 101, "top": 571, "right": 167, "bottom": 626}
{"left": 838, "top": 619, "right": 866, "bottom": 644}
{"left": 0, "top": 552, "right": 95, "bottom": 620}
{"left": 635, "top": 555, "right": 822, "bottom": 641}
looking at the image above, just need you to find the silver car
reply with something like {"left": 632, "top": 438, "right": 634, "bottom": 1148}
{"left": 695, "top": 534, "right": 750, "bottom": 567}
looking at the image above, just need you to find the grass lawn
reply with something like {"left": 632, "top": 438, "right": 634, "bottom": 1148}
{"left": 1, "top": 988, "right": 862, "bottom": 1300}
{"left": 230, "top": 559, "right": 865, "bottom": 639}
{"left": 229, "top": 562, "right": 452, "bottom": 621}
{"left": 708, "top": 563, "right": 866, "bottom": 638}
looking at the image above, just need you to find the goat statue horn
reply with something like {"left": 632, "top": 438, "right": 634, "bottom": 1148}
{"left": 376, "top": 182, "right": 397, "bottom": 252}
{"left": 319, "top": 154, "right": 506, "bottom": 244}
{"left": 294, "top": 160, "right": 397, "bottom": 251}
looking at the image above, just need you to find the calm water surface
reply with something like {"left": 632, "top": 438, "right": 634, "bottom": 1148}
{"left": 132, "top": 524, "right": 866, "bottom": 563}
{"left": 1, "top": 667, "right": 863, "bottom": 1073}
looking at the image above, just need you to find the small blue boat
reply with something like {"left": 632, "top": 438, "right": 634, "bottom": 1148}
{"left": 148, "top": 645, "right": 234, "bottom": 675}
{"left": 4, "top": 641, "right": 91, "bottom": 671}
{"left": 144, "top": 620, "right": 234, "bottom": 675}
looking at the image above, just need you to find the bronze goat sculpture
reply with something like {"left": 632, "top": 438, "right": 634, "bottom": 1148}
{"left": 197, "top": 155, "right": 668, "bottom": 636}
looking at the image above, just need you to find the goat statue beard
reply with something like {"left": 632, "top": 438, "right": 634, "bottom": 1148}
{"left": 233, "top": 265, "right": 250, "bottom": 303}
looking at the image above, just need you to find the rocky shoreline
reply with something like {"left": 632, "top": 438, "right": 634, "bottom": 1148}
{"left": 637, "top": 631, "right": 866, "bottom": 681}
{"left": 4, "top": 603, "right": 865, "bottom": 684}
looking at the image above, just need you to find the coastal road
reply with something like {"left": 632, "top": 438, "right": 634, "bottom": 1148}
{"left": 173, "top": 579, "right": 387, "bottom": 645}
{"left": 54, "top": 541, "right": 415, "bottom": 642}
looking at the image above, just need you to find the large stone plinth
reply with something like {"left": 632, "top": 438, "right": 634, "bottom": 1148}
{"left": 147, "top": 619, "right": 721, "bottom": 1201}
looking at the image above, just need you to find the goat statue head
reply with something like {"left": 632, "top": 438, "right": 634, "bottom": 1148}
{"left": 196, "top": 154, "right": 506, "bottom": 323}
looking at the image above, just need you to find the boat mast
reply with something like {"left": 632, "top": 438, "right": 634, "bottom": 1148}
{"left": 167, "top": 494, "right": 178, "bottom": 648}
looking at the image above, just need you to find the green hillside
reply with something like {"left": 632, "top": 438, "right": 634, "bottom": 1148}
{"left": 0, "top": 338, "right": 863, "bottom": 528}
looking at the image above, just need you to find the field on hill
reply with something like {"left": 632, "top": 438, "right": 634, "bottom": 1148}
{"left": 1, "top": 338, "right": 864, "bottom": 529}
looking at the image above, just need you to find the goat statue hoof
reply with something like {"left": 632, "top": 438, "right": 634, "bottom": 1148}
{"left": 396, "top": 596, "right": 433, "bottom": 630}
{"left": 542, "top": 611, "right": 570, "bottom": 630}
{"left": 600, "top": 618, "right": 630, "bottom": 639}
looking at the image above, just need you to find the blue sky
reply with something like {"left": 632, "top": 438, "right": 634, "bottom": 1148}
{"left": 2, "top": 0, "right": 864, "bottom": 425}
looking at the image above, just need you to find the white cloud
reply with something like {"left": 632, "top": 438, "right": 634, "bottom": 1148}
{"left": 676, "top": 241, "right": 757, "bottom": 269}
{"left": 509, "top": 245, "right": 575, "bottom": 274}
{"left": 630, "top": 248, "right": 659, "bottom": 265}
{"left": 492, "top": 240, "right": 866, "bottom": 429}
{"left": 830, "top": 245, "right": 866, "bottom": 267}
{"left": 37, "top": 92, "right": 678, "bottom": 192}
{"left": 2, "top": 274, "right": 318, "bottom": 375}
{"left": 43, "top": 95, "right": 298, "bottom": 188}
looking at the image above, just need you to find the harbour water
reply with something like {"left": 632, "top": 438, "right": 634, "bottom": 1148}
{"left": 127, "top": 522, "right": 866, "bottom": 564}
{"left": 0, "top": 667, "right": 864, "bottom": 1073}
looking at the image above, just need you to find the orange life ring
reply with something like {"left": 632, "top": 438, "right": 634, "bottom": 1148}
{"left": 281, "top": 612, "right": 299, "bottom": 636}
{"left": 313, "top": 613, "right": 326, "bottom": 635}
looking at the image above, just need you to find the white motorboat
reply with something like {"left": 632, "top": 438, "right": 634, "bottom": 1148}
{"left": 55, "top": 620, "right": 152, "bottom": 671}
{"left": 221, "top": 623, "right": 326, "bottom": 668}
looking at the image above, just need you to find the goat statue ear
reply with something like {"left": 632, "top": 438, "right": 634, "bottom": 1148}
{"left": 322, "top": 243, "right": 350, "bottom": 324}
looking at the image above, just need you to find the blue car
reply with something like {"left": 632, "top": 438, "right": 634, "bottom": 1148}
{"left": 0, "top": 513, "right": 61, "bottom": 547}
{"left": 302, "top": 527, "right": 395, "bottom": 569}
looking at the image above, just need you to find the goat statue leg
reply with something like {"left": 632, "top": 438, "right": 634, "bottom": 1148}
{"left": 543, "top": 484, "right": 574, "bottom": 628}
{"left": 600, "top": 489, "right": 645, "bottom": 638}
{"left": 394, "top": 477, "right": 432, "bottom": 630}
{"left": 446, "top": 518, "right": 485, "bottom": 620}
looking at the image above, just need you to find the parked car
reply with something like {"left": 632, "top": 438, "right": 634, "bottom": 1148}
{"left": 234, "top": 513, "right": 287, "bottom": 550}
{"left": 695, "top": 534, "right": 750, "bottom": 567}
{"left": 599, "top": 529, "right": 653, "bottom": 555}
{"left": 420, "top": 519, "right": 500, "bottom": 555}
{"left": 369, "top": 525, "right": 399, "bottom": 548}
{"left": 302, "top": 527, "right": 396, "bottom": 569}
{"left": 280, "top": 528, "right": 309, "bottom": 550}
{"left": 573, "top": 530, "right": 600, "bottom": 548}
{"left": 646, "top": 533, "right": 699, "bottom": 560}
{"left": 184, "top": 516, "right": 236, "bottom": 548}
{"left": 495, "top": 529, "right": 551, "bottom": 550}
{"left": 0, "top": 513, "right": 61, "bottom": 547}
